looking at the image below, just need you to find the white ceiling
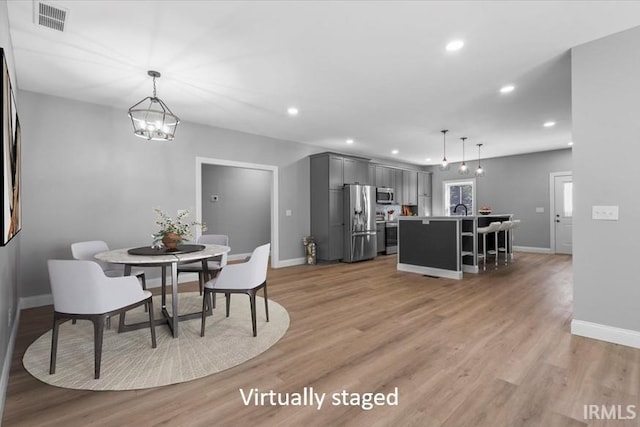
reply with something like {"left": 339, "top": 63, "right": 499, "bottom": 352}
{"left": 7, "top": 1, "right": 640, "bottom": 165}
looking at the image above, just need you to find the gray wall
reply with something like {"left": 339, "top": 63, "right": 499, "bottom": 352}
{"left": 201, "top": 164, "right": 271, "bottom": 254}
{"left": 430, "top": 149, "right": 572, "bottom": 249}
{"left": 572, "top": 27, "right": 640, "bottom": 331}
{"left": 18, "top": 90, "right": 321, "bottom": 298}
{"left": 0, "top": 0, "right": 19, "bottom": 415}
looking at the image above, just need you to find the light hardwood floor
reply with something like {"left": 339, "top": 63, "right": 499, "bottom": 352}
{"left": 4, "top": 253, "right": 640, "bottom": 426}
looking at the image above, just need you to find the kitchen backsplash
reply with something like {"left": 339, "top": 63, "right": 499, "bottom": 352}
{"left": 376, "top": 204, "right": 401, "bottom": 220}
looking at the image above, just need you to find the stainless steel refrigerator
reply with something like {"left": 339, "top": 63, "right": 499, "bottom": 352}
{"left": 343, "top": 184, "right": 377, "bottom": 262}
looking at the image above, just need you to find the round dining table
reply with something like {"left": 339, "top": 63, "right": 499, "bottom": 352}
{"left": 95, "top": 244, "right": 230, "bottom": 338}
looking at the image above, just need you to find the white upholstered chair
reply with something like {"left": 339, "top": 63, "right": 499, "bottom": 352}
{"left": 48, "top": 260, "right": 157, "bottom": 379}
{"left": 177, "top": 234, "right": 229, "bottom": 295}
{"left": 477, "top": 222, "right": 501, "bottom": 271}
{"left": 71, "top": 240, "right": 147, "bottom": 290}
{"left": 200, "top": 243, "right": 270, "bottom": 337}
{"left": 497, "top": 221, "right": 514, "bottom": 265}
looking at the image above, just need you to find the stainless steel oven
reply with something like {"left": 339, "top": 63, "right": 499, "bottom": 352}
{"left": 385, "top": 222, "right": 398, "bottom": 255}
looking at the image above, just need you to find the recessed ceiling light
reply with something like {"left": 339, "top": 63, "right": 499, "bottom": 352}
{"left": 500, "top": 85, "right": 515, "bottom": 94}
{"left": 543, "top": 121, "right": 556, "bottom": 127}
{"left": 287, "top": 107, "right": 299, "bottom": 116}
{"left": 425, "top": 158, "right": 432, "bottom": 162}
{"left": 568, "top": 141, "right": 574, "bottom": 146}
{"left": 391, "top": 149, "right": 399, "bottom": 155}
{"left": 346, "top": 139, "right": 354, "bottom": 144}
{"left": 446, "top": 40, "right": 464, "bottom": 52}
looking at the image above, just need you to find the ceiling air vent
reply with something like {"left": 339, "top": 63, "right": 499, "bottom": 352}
{"left": 34, "top": 1, "right": 68, "bottom": 32}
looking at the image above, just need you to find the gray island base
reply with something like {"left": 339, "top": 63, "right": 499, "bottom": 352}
{"left": 397, "top": 215, "right": 513, "bottom": 280}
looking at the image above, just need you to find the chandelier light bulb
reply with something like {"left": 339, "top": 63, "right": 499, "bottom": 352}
{"left": 458, "top": 137, "right": 470, "bottom": 175}
{"left": 439, "top": 129, "right": 450, "bottom": 171}
{"left": 475, "top": 143, "right": 485, "bottom": 177}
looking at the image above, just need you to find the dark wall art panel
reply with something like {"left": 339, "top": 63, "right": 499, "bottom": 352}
{"left": 1, "top": 48, "right": 21, "bottom": 245}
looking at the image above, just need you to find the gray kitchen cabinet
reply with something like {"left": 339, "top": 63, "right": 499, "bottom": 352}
{"left": 402, "top": 170, "right": 418, "bottom": 206}
{"left": 310, "top": 152, "right": 370, "bottom": 261}
{"left": 418, "top": 171, "right": 432, "bottom": 197}
{"left": 368, "top": 164, "right": 376, "bottom": 187}
{"left": 375, "top": 165, "right": 393, "bottom": 188}
{"left": 310, "top": 153, "right": 344, "bottom": 261}
{"left": 328, "top": 155, "right": 344, "bottom": 190}
{"left": 394, "top": 169, "right": 403, "bottom": 205}
{"left": 376, "top": 222, "right": 385, "bottom": 253}
{"left": 343, "top": 157, "right": 369, "bottom": 185}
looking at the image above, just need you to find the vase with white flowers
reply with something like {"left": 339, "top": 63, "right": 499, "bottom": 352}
{"left": 151, "top": 208, "right": 206, "bottom": 251}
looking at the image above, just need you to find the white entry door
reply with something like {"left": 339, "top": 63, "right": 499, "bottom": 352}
{"left": 553, "top": 174, "right": 573, "bottom": 254}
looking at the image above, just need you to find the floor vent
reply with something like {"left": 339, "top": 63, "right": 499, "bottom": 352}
{"left": 34, "top": 1, "right": 68, "bottom": 32}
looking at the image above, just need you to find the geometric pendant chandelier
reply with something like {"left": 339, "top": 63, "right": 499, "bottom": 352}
{"left": 128, "top": 71, "right": 180, "bottom": 141}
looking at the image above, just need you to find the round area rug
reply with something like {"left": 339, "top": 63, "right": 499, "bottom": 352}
{"left": 23, "top": 292, "right": 289, "bottom": 390}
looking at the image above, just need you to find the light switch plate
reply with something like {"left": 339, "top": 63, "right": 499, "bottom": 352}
{"left": 536, "top": 207, "right": 544, "bottom": 213}
{"left": 592, "top": 205, "right": 619, "bottom": 221}
{"left": 285, "top": 210, "right": 292, "bottom": 217}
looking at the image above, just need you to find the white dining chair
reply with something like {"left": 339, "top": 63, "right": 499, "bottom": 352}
{"left": 48, "top": 260, "right": 157, "bottom": 379}
{"left": 71, "top": 240, "right": 147, "bottom": 290}
{"left": 177, "top": 234, "right": 229, "bottom": 296}
{"left": 200, "top": 243, "right": 270, "bottom": 337}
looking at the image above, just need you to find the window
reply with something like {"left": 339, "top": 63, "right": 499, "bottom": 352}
{"left": 563, "top": 182, "right": 573, "bottom": 217}
{"left": 443, "top": 179, "right": 476, "bottom": 216}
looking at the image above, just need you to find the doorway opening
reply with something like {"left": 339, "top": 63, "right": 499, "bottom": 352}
{"left": 550, "top": 171, "right": 573, "bottom": 255}
{"left": 195, "top": 157, "right": 279, "bottom": 268}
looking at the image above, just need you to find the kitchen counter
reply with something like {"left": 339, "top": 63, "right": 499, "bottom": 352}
{"left": 397, "top": 214, "right": 513, "bottom": 279}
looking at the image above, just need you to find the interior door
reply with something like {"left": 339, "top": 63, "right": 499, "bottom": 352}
{"left": 554, "top": 174, "right": 573, "bottom": 254}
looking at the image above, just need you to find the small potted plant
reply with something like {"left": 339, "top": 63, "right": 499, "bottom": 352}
{"left": 152, "top": 208, "right": 206, "bottom": 250}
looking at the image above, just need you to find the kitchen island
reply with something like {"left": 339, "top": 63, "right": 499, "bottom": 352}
{"left": 397, "top": 214, "right": 513, "bottom": 279}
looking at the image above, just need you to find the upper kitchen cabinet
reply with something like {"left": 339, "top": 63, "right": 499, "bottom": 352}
{"left": 402, "top": 170, "right": 418, "bottom": 206}
{"left": 418, "top": 171, "right": 432, "bottom": 197}
{"left": 328, "top": 155, "right": 344, "bottom": 190}
{"left": 343, "top": 157, "right": 370, "bottom": 185}
{"left": 375, "top": 165, "right": 393, "bottom": 188}
{"left": 394, "top": 169, "right": 404, "bottom": 205}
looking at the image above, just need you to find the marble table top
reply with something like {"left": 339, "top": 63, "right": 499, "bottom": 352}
{"left": 95, "top": 244, "right": 230, "bottom": 265}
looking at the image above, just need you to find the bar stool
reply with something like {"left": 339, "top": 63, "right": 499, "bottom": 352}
{"left": 477, "top": 221, "right": 502, "bottom": 271}
{"left": 510, "top": 220, "right": 520, "bottom": 262}
{"left": 497, "top": 221, "right": 514, "bottom": 266}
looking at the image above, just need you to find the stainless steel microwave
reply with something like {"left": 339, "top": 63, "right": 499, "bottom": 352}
{"left": 376, "top": 187, "right": 395, "bottom": 204}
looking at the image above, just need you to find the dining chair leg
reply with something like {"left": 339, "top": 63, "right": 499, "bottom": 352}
{"left": 49, "top": 313, "right": 62, "bottom": 375}
{"left": 140, "top": 273, "right": 148, "bottom": 312}
{"left": 249, "top": 291, "right": 257, "bottom": 337}
{"left": 92, "top": 315, "right": 106, "bottom": 379}
{"left": 263, "top": 283, "right": 269, "bottom": 323}
{"left": 200, "top": 290, "right": 209, "bottom": 337}
{"left": 225, "top": 293, "right": 231, "bottom": 317}
{"left": 147, "top": 298, "right": 157, "bottom": 348}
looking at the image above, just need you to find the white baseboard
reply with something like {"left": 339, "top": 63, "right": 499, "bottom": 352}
{"left": 274, "top": 257, "right": 306, "bottom": 268}
{"left": 571, "top": 319, "right": 640, "bottom": 349}
{"left": 513, "top": 246, "right": 553, "bottom": 254}
{"left": 1, "top": 306, "right": 21, "bottom": 420}
{"left": 20, "top": 294, "right": 53, "bottom": 309}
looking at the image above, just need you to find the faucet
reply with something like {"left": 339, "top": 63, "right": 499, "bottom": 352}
{"left": 453, "top": 203, "right": 468, "bottom": 216}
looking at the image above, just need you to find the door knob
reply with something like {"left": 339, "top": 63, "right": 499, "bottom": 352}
{"left": 556, "top": 219, "right": 560, "bottom": 223}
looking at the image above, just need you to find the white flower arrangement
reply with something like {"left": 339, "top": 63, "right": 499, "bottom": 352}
{"left": 151, "top": 208, "right": 206, "bottom": 245}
